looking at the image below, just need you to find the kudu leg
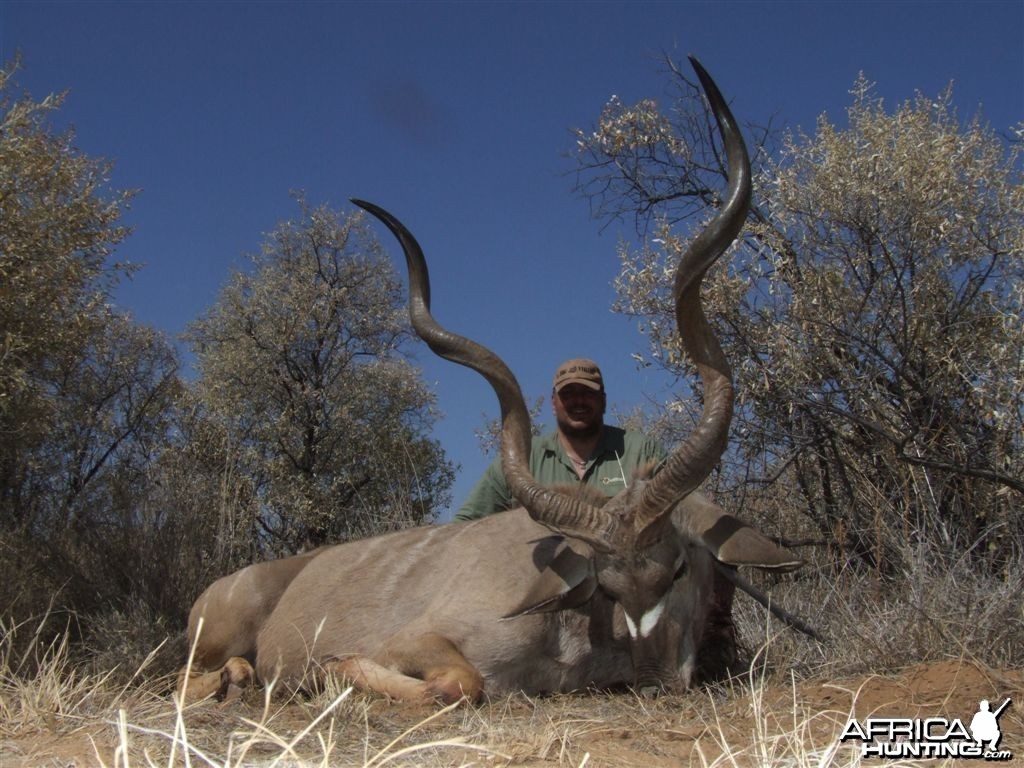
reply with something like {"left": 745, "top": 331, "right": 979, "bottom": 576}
{"left": 176, "top": 656, "right": 255, "bottom": 703}
{"left": 329, "top": 633, "right": 484, "bottom": 705}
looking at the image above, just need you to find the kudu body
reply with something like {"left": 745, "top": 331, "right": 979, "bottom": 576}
{"left": 180, "top": 547, "right": 325, "bottom": 700}
{"left": 179, "top": 58, "right": 801, "bottom": 705}
{"left": 179, "top": 493, "right": 772, "bottom": 702}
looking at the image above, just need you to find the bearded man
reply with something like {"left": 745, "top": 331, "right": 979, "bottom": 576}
{"left": 454, "top": 358, "right": 665, "bottom": 520}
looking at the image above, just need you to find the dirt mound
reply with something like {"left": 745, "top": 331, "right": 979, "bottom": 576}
{"left": 801, "top": 659, "right": 1020, "bottom": 721}
{"left": 570, "top": 660, "right": 1023, "bottom": 766}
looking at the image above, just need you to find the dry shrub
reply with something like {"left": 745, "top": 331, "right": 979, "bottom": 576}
{"left": 576, "top": 54, "right": 1022, "bottom": 583}
{"left": 83, "top": 602, "right": 186, "bottom": 684}
{"left": 730, "top": 534, "right": 1024, "bottom": 684}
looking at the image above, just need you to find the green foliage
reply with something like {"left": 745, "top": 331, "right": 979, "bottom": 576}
{"left": 574, "top": 62, "right": 1023, "bottom": 573}
{"left": 187, "top": 198, "right": 454, "bottom": 554}
{"left": 0, "top": 59, "right": 134, "bottom": 414}
{"left": 0, "top": 59, "right": 452, "bottom": 645}
{"left": 0, "top": 58, "right": 182, "bottom": 623}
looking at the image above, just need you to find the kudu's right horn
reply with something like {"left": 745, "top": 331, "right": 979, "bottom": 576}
{"left": 632, "top": 56, "right": 752, "bottom": 542}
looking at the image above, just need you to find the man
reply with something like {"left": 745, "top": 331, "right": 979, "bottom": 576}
{"left": 455, "top": 358, "right": 664, "bottom": 521}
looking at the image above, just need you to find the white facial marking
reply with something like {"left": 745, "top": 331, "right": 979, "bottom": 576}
{"left": 624, "top": 612, "right": 638, "bottom": 639}
{"left": 639, "top": 595, "right": 669, "bottom": 638}
{"left": 624, "top": 594, "right": 670, "bottom": 640}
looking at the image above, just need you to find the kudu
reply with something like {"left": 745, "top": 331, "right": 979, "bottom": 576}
{"left": 179, "top": 547, "right": 326, "bottom": 700}
{"left": 178, "top": 57, "right": 801, "bottom": 705}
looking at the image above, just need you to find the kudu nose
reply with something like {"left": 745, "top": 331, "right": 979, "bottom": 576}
{"left": 635, "top": 671, "right": 672, "bottom": 698}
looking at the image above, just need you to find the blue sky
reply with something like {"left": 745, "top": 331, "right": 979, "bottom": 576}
{"left": 3, "top": 1, "right": 1022, "bottom": 520}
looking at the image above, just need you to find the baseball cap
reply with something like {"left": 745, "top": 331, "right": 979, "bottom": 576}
{"left": 553, "top": 358, "right": 604, "bottom": 392}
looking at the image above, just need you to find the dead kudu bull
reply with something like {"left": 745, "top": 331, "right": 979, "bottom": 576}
{"left": 178, "top": 58, "right": 802, "bottom": 705}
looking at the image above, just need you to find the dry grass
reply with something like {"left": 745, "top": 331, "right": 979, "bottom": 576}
{"left": 3, "top": 528, "right": 1022, "bottom": 767}
{"left": 728, "top": 540, "right": 1024, "bottom": 684}
{"left": 5, "top": 611, "right": 1019, "bottom": 768}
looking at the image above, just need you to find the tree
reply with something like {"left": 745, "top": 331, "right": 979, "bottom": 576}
{"left": 474, "top": 395, "right": 545, "bottom": 457}
{"left": 573, "top": 63, "right": 1023, "bottom": 572}
{"left": 0, "top": 58, "right": 181, "bottom": 620}
{"left": 187, "top": 199, "right": 454, "bottom": 555}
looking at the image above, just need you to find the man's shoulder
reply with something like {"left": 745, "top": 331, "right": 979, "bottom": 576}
{"left": 599, "top": 425, "right": 656, "bottom": 448}
{"left": 606, "top": 426, "right": 665, "bottom": 462}
{"left": 532, "top": 427, "right": 660, "bottom": 457}
{"left": 534, "top": 431, "right": 561, "bottom": 453}
{"left": 622, "top": 427, "right": 659, "bottom": 446}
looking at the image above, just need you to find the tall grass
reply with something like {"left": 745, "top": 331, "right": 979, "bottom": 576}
{"left": 1, "top": 616, "right": 498, "bottom": 766}
{"left": 730, "top": 537, "right": 1024, "bottom": 682}
{"left": 5, "top": 608, "right": 1011, "bottom": 767}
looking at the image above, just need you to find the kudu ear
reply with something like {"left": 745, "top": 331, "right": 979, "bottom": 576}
{"left": 678, "top": 492, "right": 803, "bottom": 572}
{"left": 502, "top": 538, "right": 597, "bottom": 618}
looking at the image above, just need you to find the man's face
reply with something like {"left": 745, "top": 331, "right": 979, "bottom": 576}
{"left": 552, "top": 384, "right": 606, "bottom": 438}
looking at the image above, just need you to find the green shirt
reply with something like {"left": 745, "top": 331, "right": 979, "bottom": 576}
{"left": 454, "top": 427, "right": 666, "bottom": 521}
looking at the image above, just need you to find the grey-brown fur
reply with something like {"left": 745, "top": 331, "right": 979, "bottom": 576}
{"left": 254, "top": 485, "right": 796, "bottom": 697}
{"left": 178, "top": 548, "right": 324, "bottom": 699}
